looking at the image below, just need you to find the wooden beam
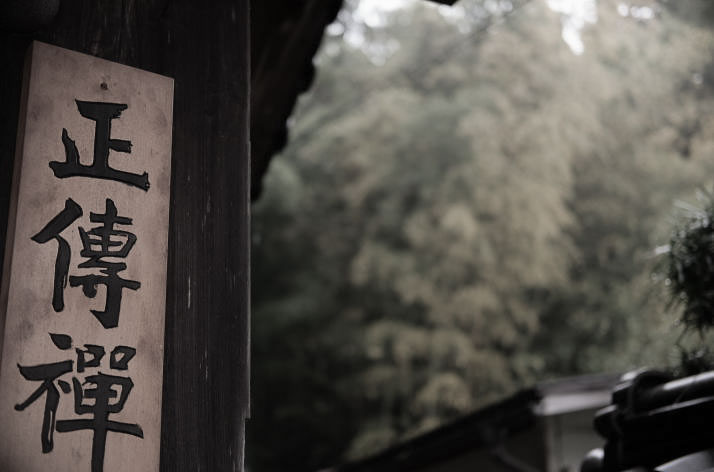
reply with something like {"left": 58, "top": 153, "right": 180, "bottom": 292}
{"left": 250, "top": 0, "right": 342, "bottom": 200}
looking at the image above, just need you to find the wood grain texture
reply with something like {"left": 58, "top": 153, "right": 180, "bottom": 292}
{"left": 0, "top": 1, "right": 250, "bottom": 471}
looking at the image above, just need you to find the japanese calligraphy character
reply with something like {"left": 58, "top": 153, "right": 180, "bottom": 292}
{"left": 69, "top": 198, "right": 140, "bottom": 328}
{"left": 50, "top": 100, "right": 149, "bottom": 190}
{"left": 31, "top": 199, "right": 83, "bottom": 312}
{"left": 16, "top": 334, "right": 143, "bottom": 472}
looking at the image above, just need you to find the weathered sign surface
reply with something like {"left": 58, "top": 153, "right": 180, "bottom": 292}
{"left": 0, "top": 41, "right": 173, "bottom": 472}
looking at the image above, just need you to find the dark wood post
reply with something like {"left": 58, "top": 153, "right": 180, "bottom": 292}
{"left": 0, "top": 1, "right": 251, "bottom": 470}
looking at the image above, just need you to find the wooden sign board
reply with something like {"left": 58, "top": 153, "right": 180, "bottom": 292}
{"left": 0, "top": 41, "right": 173, "bottom": 472}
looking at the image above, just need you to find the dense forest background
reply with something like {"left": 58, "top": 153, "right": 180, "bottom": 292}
{"left": 247, "top": 0, "right": 714, "bottom": 470}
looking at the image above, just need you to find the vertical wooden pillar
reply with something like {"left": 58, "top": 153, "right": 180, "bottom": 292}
{"left": 160, "top": 2, "right": 250, "bottom": 470}
{"left": 0, "top": 1, "right": 250, "bottom": 470}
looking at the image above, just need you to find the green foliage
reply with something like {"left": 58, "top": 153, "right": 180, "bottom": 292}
{"left": 665, "top": 192, "right": 714, "bottom": 332}
{"left": 658, "top": 192, "right": 714, "bottom": 375}
{"left": 248, "top": 1, "right": 714, "bottom": 470}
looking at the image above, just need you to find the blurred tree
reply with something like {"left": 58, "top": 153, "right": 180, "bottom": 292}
{"left": 248, "top": 0, "right": 714, "bottom": 470}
